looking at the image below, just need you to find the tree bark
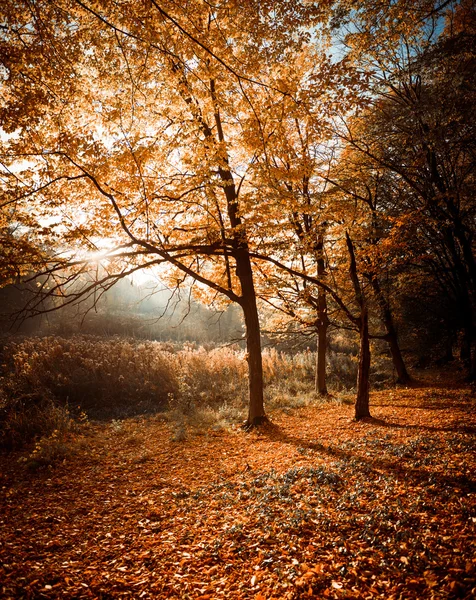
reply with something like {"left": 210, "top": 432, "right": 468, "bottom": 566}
{"left": 443, "top": 333, "right": 454, "bottom": 363}
{"left": 315, "top": 316, "right": 328, "bottom": 395}
{"left": 470, "top": 340, "right": 476, "bottom": 382}
{"left": 461, "top": 325, "right": 476, "bottom": 382}
{"left": 315, "top": 232, "right": 328, "bottom": 395}
{"left": 355, "top": 308, "right": 371, "bottom": 419}
{"left": 236, "top": 249, "right": 266, "bottom": 426}
{"left": 369, "top": 277, "right": 411, "bottom": 384}
{"left": 208, "top": 82, "right": 266, "bottom": 426}
{"left": 346, "top": 232, "right": 371, "bottom": 419}
{"left": 386, "top": 328, "right": 410, "bottom": 384}
{"left": 460, "top": 309, "right": 476, "bottom": 381}
{"left": 460, "top": 331, "right": 471, "bottom": 361}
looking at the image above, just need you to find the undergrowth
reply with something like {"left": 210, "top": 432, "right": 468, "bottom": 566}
{"left": 0, "top": 334, "right": 393, "bottom": 450}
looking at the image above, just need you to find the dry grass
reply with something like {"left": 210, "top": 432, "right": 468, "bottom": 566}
{"left": 0, "top": 335, "right": 394, "bottom": 450}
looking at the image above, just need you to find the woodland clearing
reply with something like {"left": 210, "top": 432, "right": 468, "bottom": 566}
{"left": 0, "top": 376, "right": 475, "bottom": 599}
{"left": 1, "top": 3, "right": 475, "bottom": 597}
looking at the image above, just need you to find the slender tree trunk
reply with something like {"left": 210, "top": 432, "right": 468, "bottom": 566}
{"left": 460, "top": 311, "right": 476, "bottom": 381}
{"left": 386, "top": 328, "right": 410, "bottom": 383}
{"left": 369, "top": 278, "right": 411, "bottom": 384}
{"left": 470, "top": 339, "right": 476, "bottom": 382}
{"left": 315, "top": 316, "right": 328, "bottom": 395}
{"left": 315, "top": 232, "right": 328, "bottom": 395}
{"left": 461, "top": 326, "right": 471, "bottom": 361}
{"left": 346, "top": 232, "right": 371, "bottom": 419}
{"left": 461, "top": 325, "right": 476, "bottom": 382}
{"left": 355, "top": 309, "right": 371, "bottom": 419}
{"left": 443, "top": 333, "right": 455, "bottom": 363}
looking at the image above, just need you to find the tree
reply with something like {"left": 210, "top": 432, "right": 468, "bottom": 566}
{"left": 249, "top": 99, "right": 334, "bottom": 395}
{"left": 3, "top": 0, "right": 471, "bottom": 429}
{"left": 324, "top": 154, "right": 412, "bottom": 383}
{"left": 338, "top": 0, "right": 476, "bottom": 378}
{"left": 345, "top": 232, "right": 371, "bottom": 418}
{"left": 0, "top": 0, "right": 336, "bottom": 425}
{"left": 237, "top": 46, "right": 366, "bottom": 395}
{"left": 252, "top": 225, "right": 375, "bottom": 419}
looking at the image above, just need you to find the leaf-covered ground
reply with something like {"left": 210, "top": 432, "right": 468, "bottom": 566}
{"left": 1, "top": 380, "right": 475, "bottom": 599}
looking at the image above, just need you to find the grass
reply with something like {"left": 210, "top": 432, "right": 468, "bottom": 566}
{"left": 1, "top": 334, "right": 394, "bottom": 451}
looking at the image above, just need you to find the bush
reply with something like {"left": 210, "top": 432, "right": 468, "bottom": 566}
{"left": 18, "top": 428, "right": 83, "bottom": 470}
{"left": 326, "top": 351, "right": 358, "bottom": 390}
{"left": 176, "top": 345, "right": 248, "bottom": 411}
{"left": 0, "top": 336, "right": 252, "bottom": 447}
{"left": 0, "top": 392, "right": 78, "bottom": 451}
{"left": 1, "top": 336, "right": 180, "bottom": 419}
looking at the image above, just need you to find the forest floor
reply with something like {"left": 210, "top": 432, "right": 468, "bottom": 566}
{"left": 1, "top": 374, "right": 475, "bottom": 599}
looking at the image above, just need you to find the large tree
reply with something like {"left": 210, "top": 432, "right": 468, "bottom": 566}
{"left": 3, "top": 0, "right": 471, "bottom": 428}
{"left": 0, "top": 0, "right": 329, "bottom": 425}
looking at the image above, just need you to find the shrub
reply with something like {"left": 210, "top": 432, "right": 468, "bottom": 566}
{"left": 19, "top": 428, "right": 82, "bottom": 470}
{"left": 326, "top": 351, "right": 358, "bottom": 390}
{"left": 176, "top": 345, "right": 248, "bottom": 411}
{"left": 0, "top": 392, "right": 77, "bottom": 451}
{"left": 0, "top": 335, "right": 251, "bottom": 447}
{"left": 1, "top": 336, "right": 180, "bottom": 418}
{"left": 0, "top": 333, "right": 396, "bottom": 449}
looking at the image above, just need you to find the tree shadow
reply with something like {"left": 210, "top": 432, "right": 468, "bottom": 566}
{"left": 375, "top": 402, "right": 474, "bottom": 411}
{"left": 358, "top": 416, "right": 476, "bottom": 434}
{"left": 259, "top": 421, "right": 476, "bottom": 494}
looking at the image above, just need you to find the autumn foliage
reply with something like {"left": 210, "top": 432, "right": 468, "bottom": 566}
{"left": 0, "top": 1, "right": 476, "bottom": 598}
{"left": 1, "top": 335, "right": 376, "bottom": 448}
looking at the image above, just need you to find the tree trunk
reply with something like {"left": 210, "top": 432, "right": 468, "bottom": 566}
{"left": 346, "top": 232, "right": 372, "bottom": 419}
{"left": 235, "top": 250, "right": 266, "bottom": 427}
{"left": 460, "top": 313, "right": 476, "bottom": 381}
{"left": 315, "top": 316, "right": 328, "bottom": 395}
{"left": 462, "top": 326, "right": 476, "bottom": 382}
{"left": 380, "top": 303, "right": 410, "bottom": 384}
{"left": 315, "top": 232, "right": 328, "bottom": 395}
{"left": 355, "top": 308, "right": 371, "bottom": 420}
{"left": 461, "top": 326, "right": 471, "bottom": 361}
{"left": 470, "top": 339, "right": 476, "bottom": 382}
{"left": 369, "top": 277, "right": 411, "bottom": 384}
{"left": 443, "top": 332, "right": 454, "bottom": 363}
{"left": 208, "top": 89, "right": 266, "bottom": 427}
{"left": 386, "top": 329, "right": 410, "bottom": 384}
